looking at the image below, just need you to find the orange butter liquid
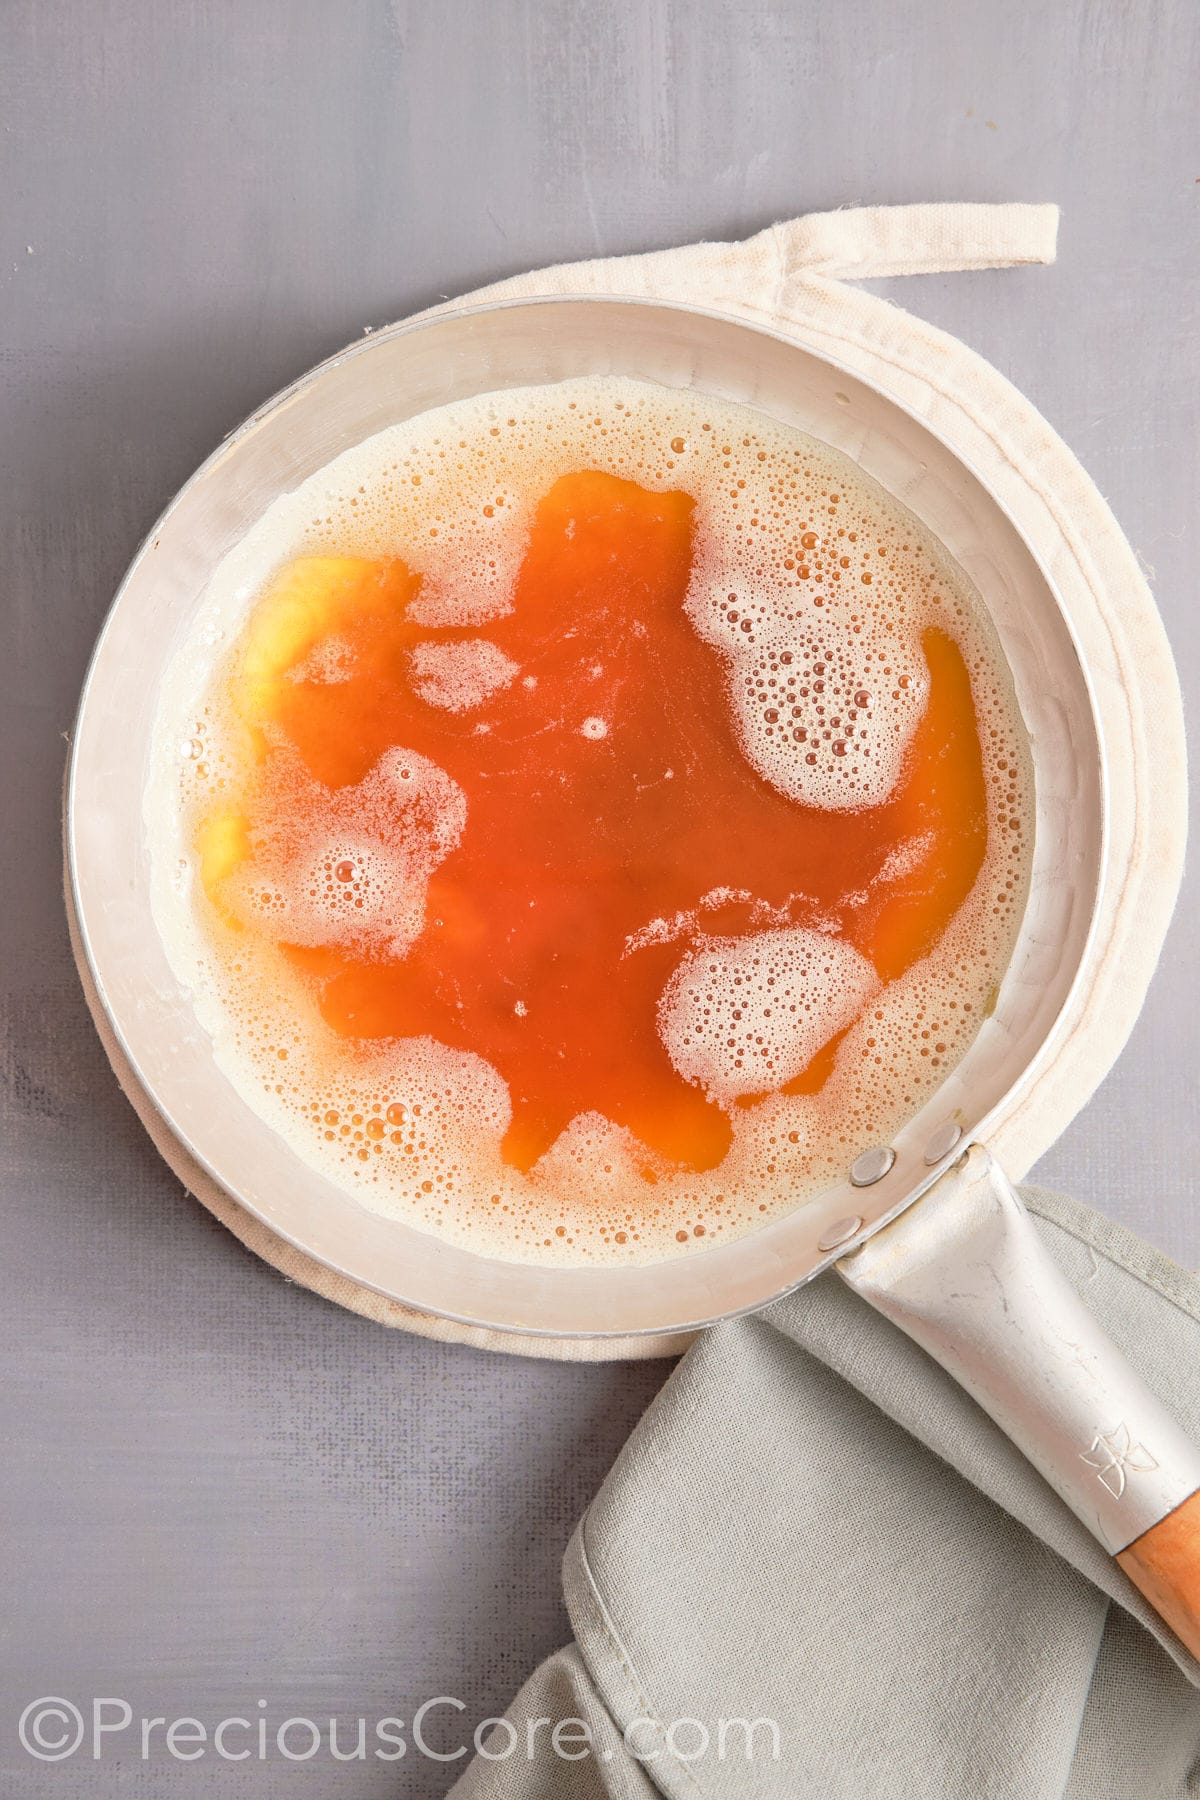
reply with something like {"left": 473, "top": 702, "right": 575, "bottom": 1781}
{"left": 166, "top": 379, "right": 1029, "bottom": 1261}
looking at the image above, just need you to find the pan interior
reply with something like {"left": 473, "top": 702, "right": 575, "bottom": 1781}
{"left": 68, "top": 298, "right": 1104, "bottom": 1336}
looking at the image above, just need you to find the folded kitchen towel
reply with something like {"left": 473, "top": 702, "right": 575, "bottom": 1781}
{"left": 450, "top": 1184, "right": 1200, "bottom": 1798}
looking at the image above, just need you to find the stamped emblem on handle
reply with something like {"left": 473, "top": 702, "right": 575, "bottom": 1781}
{"left": 1080, "top": 1424, "right": 1160, "bottom": 1499}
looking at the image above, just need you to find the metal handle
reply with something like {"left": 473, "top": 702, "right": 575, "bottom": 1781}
{"left": 835, "top": 1145, "right": 1200, "bottom": 1557}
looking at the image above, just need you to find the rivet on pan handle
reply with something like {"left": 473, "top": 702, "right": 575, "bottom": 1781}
{"left": 835, "top": 1144, "right": 1200, "bottom": 1660}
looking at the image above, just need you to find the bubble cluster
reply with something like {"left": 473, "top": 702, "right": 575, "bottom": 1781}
{"left": 660, "top": 928, "right": 880, "bottom": 1106}
{"left": 148, "top": 376, "right": 1032, "bottom": 1267}
{"left": 224, "top": 748, "right": 464, "bottom": 958}
{"left": 689, "top": 536, "right": 928, "bottom": 809}
{"left": 408, "top": 638, "right": 519, "bottom": 712}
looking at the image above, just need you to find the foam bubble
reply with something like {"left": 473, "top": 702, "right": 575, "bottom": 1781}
{"left": 660, "top": 928, "right": 880, "bottom": 1106}
{"left": 288, "top": 635, "right": 358, "bottom": 685}
{"left": 687, "top": 553, "right": 929, "bottom": 810}
{"left": 220, "top": 747, "right": 464, "bottom": 958}
{"left": 408, "top": 637, "right": 520, "bottom": 711}
{"left": 147, "top": 375, "right": 1032, "bottom": 1267}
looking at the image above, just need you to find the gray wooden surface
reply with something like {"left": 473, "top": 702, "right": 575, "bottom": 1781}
{"left": 2, "top": 2, "right": 1196, "bottom": 1794}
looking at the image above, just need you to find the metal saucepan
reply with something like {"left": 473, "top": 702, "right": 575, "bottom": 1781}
{"left": 66, "top": 298, "right": 1200, "bottom": 1653}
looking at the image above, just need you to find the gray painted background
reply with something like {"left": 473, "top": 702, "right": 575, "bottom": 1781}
{"left": 2, "top": 2, "right": 1197, "bottom": 1794}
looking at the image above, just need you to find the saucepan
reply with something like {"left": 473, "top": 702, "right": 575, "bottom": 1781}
{"left": 66, "top": 297, "right": 1200, "bottom": 1654}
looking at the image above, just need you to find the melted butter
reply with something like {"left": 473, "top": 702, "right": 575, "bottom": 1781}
{"left": 154, "top": 378, "right": 1031, "bottom": 1264}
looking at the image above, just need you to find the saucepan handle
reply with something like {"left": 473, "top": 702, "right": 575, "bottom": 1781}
{"left": 835, "top": 1145, "right": 1200, "bottom": 1659}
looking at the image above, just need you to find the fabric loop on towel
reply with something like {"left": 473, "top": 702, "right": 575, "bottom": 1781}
{"left": 768, "top": 201, "right": 1060, "bottom": 279}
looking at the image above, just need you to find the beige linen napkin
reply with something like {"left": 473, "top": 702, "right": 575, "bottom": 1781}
{"left": 450, "top": 1184, "right": 1200, "bottom": 1797}
{"left": 69, "top": 203, "right": 1188, "bottom": 1364}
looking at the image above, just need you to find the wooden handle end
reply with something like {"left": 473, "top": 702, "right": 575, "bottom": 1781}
{"left": 1116, "top": 1487, "right": 1200, "bottom": 1660}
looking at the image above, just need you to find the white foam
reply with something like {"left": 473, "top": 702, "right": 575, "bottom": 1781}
{"left": 408, "top": 638, "right": 519, "bottom": 711}
{"left": 660, "top": 928, "right": 880, "bottom": 1106}
{"left": 222, "top": 747, "right": 464, "bottom": 959}
{"left": 147, "top": 375, "right": 1032, "bottom": 1267}
{"left": 288, "top": 635, "right": 358, "bottom": 685}
{"left": 687, "top": 552, "right": 929, "bottom": 810}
